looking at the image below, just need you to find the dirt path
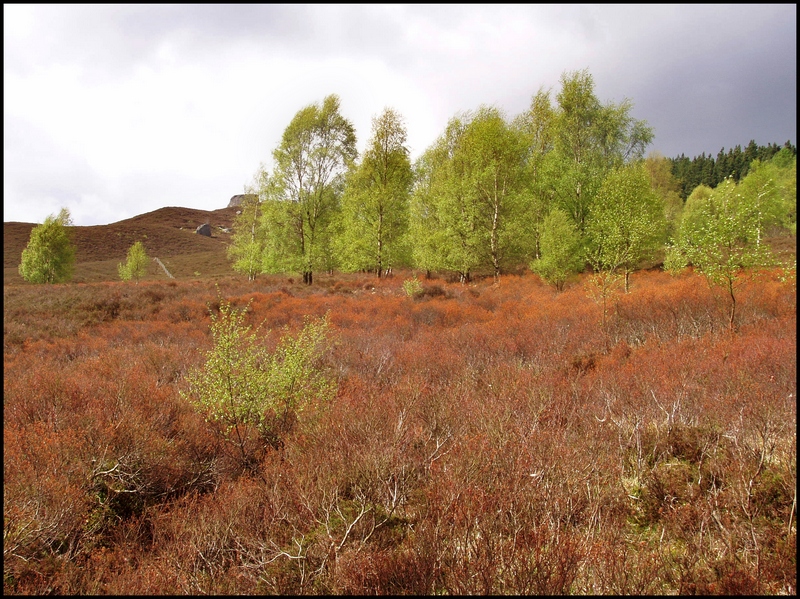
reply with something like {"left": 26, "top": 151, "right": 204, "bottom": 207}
{"left": 153, "top": 257, "right": 174, "bottom": 279}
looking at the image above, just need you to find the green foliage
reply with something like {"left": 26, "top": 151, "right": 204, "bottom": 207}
{"left": 738, "top": 156, "right": 796, "bottom": 235}
{"left": 256, "top": 194, "right": 307, "bottom": 277}
{"left": 224, "top": 70, "right": 795, "bottom": 294}
{"left": 227, "top": 185, "right": 266, "bottom": 281}
{"left": 402, "top": 276, "right": 424, "bottom": 297}
{"left": 667, "top": 177, "right": 777, "bottom": 329}
{"left": 644, "top": 152, "right": 684, "bottom": 239}
{"left": 679, "top": 183, "right": 714, "bottom": 232}
{"left": 408, "top": 148, "right": 451, "bottom": 275}
{"left": 409, "top": 115, "right": 475, "bottom": 281}
{"left": 586, "top": 163, "right": 667, "bottom": 291}
{"left": 673, "top": 178, "right": 777, "bottom": 279}
{"left": 183, "top": 298, "right": 335, "bottom": 454}
{"left": 460, "top": 106, "right": 530, "bottom": 278}
{"left": 265, "top": 94, "right": 357, "bottom": 284}
{"left": 18, "top": 208, "right": 76, "bottom": 284}
{"left": 336, "top": 108, "right": 413, "bottom": 277}
{"left": 408, "top": 107, "right": 528, "bottom": 281}
{"left": 551, "top": 69, "right": 654, "bottom": 232}
{"left": 530, "top": 208, "right": 584, "bottom": 291}
{"left": 118, "top": 241, "right": 149, "bottom": 284}
{"left": 512, "top": 88, "right": 559, "bottom": 261}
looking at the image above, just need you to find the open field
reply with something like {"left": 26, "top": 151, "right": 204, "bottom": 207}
{"left": 3, "top": 254, "right": 796, "bottom": 593}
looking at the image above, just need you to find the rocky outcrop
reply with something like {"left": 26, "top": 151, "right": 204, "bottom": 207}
{"left": 195, "top": 223, "right": 212, "bottom": 236}
{"left": 228, "top": 193, "right": 258, "bottom": 208}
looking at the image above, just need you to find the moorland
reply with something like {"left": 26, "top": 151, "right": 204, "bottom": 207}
{"left": 3, "top": 207, "right": 796, "bottom": 594}
{"left": 4, "top": 206, "right": 240, "bottom": 285}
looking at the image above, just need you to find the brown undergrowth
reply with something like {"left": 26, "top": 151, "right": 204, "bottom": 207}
{"left": 3, "top": 268, "right": 796, "bottom": 594}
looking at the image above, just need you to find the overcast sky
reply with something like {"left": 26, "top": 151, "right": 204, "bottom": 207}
{"left": 4, "top": 4, "right": 796, "bottom": 226}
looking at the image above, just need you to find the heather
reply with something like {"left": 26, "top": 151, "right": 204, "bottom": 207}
{"left": 3, "top": 268, "right": 796, "bottom": 594}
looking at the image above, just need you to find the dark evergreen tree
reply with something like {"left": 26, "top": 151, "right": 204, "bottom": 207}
{"left": 668, "top": 141, "right": 797, "bottom": 201}
{"left": 700, "top": 153, "right": 716, "bottom": 187}
{"left": 742, "top": 140, "right": 759, "bottom": 179}
{"left": 730, "top": 144, "right": 744, "bottom": 181}
{"left": 714, "top": 148, "right": 728, "bottom": 186}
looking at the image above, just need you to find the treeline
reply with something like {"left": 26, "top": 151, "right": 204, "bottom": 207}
{"left": 228, "top": 68, "right": 796, "bottom": 287}
{"left": 669, "top": 140, "right": 797, "bottom": 199}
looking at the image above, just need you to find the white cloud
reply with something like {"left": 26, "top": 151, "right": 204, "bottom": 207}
{"left": 3, "top": 4, "right": 796, "bottom": 226}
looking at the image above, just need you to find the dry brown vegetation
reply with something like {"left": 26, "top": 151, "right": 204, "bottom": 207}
{"left": 4, "top": 206, "right": 239, "bottom": 285}
{"left": 3, "top": 208, "right": 797, "bottom": 594}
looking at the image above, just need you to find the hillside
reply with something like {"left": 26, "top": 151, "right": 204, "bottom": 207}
{"left": 4, "top": 206, "right": 240, "bottom": 284}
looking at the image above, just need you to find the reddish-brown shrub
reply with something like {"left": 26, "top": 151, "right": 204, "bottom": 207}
{"left": 3, "top": 267, "right": 795, "bottom": 593}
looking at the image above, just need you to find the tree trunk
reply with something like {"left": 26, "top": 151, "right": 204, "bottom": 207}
{"left": 377, "top": 211, "right": 384, "bottom": 278}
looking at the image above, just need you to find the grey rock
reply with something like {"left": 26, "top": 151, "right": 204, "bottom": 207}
{"left": 228, "top": 193, "right": 258, "bottom": 208}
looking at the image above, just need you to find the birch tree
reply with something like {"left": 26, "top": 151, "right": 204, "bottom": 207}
{"left": 19, "top": 208, "right": 76, "bottom": 284}
{"left": 409, "top": 107, "right": 527, "bottom": 281}
{"left": 665, "top": 178, "right": 775, "bottom": 330}
{"left": 586, "top": 163, "right": 666, "bottom": 292}
{"left": 265, "top": 94, "right": 357, "bottom": 284}
{"left": 336, "top": 107, "right": 412, "bottom": 277}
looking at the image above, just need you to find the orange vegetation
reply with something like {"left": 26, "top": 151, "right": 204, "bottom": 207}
{"left": 3, "top": 268, "right": 796, "bottom": 594}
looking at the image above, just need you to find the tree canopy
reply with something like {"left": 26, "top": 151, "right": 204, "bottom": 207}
{"left": 228, "top": 180, "right": 267, "bottom": 282}
{"left": 586, "top": 163, "right": 667, "bottom": 292}
{"left": 19, "top": 208, "right": 76, "bottom": 284}
{"left": 227, "top": 69, "right": 792, "bottom": 289}
{"left": 262, "top": 94, "right": 357, "bottom": 284}
{"left": 530, "top": 207, "right": 584, "bottom": 291}
{"left": 550, "top": 69, "right": 654, "bottom": 232}
{"left": 336, "top": 107, "right": 413, "bottom": 277}
{"left": 118, "top": 241, "right": 149, "bottom": 284}
{"left": 665, "top": 176, "right": 777, "bottom": 330}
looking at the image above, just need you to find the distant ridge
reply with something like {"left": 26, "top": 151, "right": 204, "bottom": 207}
{"left": 4, "top": 205, "right": 240, "bottom": 285}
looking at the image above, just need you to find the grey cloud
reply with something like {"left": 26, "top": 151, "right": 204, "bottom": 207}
{"left": 6, "top": 5, "right": 416, "bottom": 80}
{"left": 3, "top": 117, "right": 107, "bottom": 208}
{"left": 4, "top": 4, "right": 796, "bottom": 226}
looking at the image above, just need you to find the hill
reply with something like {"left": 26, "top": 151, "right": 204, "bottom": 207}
{"left": 4, "top": 206, "right": 240, "bottom": 285}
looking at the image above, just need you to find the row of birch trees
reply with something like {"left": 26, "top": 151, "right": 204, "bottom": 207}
{"left": 228, "top": 68, "right": 795, "bottom": 291}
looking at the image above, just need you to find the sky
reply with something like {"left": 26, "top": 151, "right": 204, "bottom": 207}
{"left": 4, "top": 4, "right": 797, "bottom": 227}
